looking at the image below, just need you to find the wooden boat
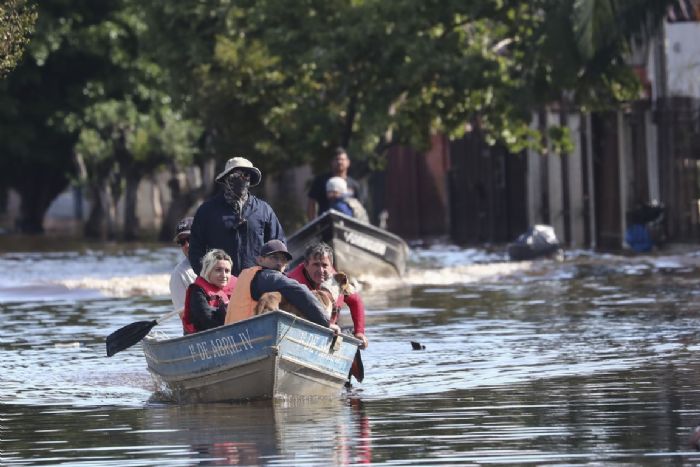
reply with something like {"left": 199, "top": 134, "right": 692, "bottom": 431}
{"left": 287, "top": 210, "right": 410, "bottom": 278}
{"left": 142, "top": 311, "right": 361, "bottom": 403}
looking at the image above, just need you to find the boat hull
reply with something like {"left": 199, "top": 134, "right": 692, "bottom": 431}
{"left": 142, "top": 311, "right": 360, "bottom": 403}
{"left": 287, "top": 210, "right": 409, "bottom": 278}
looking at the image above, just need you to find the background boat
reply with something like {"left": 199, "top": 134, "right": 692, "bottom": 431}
{"left": 142, "top": 311, "right": 360, "bottom": 403}
{"left": 287, "top": 210, "right": 409, "bottom": 279}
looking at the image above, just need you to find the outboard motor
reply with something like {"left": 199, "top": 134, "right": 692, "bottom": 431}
{"left": 507, "top": 224, "right": 563, "bottom": 261}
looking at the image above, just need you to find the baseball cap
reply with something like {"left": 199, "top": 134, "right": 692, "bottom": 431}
{"left": 259, "top": 239, "right": 292, "bottom": 261}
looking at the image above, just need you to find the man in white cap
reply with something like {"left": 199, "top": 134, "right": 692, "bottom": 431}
{"left": 189, "top": 157, "right": 285, "bottom": 276}
{"left": 169, "top": 216, "right": 197, "bottom": 317}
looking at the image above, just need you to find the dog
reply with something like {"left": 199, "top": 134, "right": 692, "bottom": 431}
{"left": 254, "top": 288, "right": 335, "bottom": 319}
{"left": 254, "top": 272, "right": 356, "bottom": 322}
{"left": 318, "top": 272, "right": 355, "bottom": 306}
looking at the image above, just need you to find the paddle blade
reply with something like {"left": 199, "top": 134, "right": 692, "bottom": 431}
{"left": 106, "top": 320, "right": 157, "bottom": 357}
{"left": 350, "top": 348, "right": 364, "bottom": 383}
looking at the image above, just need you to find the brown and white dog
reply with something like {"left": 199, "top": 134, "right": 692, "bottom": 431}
{"left": 254, "top": 272, "right": 356, "bottom": 322}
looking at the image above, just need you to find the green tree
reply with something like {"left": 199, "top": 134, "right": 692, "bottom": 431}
{"left": 0, "top": 0, "right": 201, "bottom": 235}
{"left": 0, "top": 0, "right": 677, "bottom": 235}
{"left": 146, "top": 0, "right": 675, "bottom": 168}
{"left": 0, "top": 0, "right": 122, "bottom": 233}
{"left": 0, "top": 0, "right": 36, "bottom": 78}
{"left": 60, "top": 2, "right": 203, "bottom": 240}
{"left": 70, "top": 100, "right": 201, "bottom": 239}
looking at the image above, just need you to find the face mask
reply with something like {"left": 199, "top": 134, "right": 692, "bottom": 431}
{"left": 225, "top": 174, "right": 250, "bottom": 198}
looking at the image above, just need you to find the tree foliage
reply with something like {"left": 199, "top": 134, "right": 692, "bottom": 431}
{"left": 0, "top": 0, "right": 122, "bottom": 232}
{"left": 0, "top": 0, "right": 201, "bottom": 234}
{"left": 0, "top": 0, "right": 37, "bottom": 78}
{"left": 0, "top": 0, "right": 677, "bottom": 234}
{"left": 144, "top": 0, "right": 674, "bottom": 171}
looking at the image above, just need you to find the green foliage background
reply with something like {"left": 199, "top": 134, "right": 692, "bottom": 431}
{"left": 0, "top": 0, "right": 676, "bottom": 234}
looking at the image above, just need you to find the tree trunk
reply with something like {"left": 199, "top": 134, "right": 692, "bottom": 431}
{"left": 84, "top": 183, "right": 107, "bottom": 239}
{"left": 158, "top": 168, "right": 205, "bottom": 241}
{"left": 538, "top": 106, "right": 550, "bottom": 224}
{"left": 340, "top": 94, "right": 357, "bottom": 148}
{"left": 15, "top": 173, "right": 67, "bottom": 234}
{"left": 84, "top": 181, "right": 120, "bottom": 240}
{"left": 157, "top": 160, "right": 218, "bottom": 241}
{"left": 123, "top": 169, "right": 141, "bottom": 241}
{"left": 559, "top": 94, "right": 571, "bottom": 244}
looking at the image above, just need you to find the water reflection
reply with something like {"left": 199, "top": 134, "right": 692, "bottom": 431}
{"left": 138, "top": 398, "right": 372, "bottom": 465}
{"left": 0, "top": 399, "right": 372, "bottom": 465}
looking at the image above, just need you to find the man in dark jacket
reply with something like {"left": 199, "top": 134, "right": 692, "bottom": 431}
{"left": 189, "top": 157, "right": 285, "bottom": 276}
{"left": 225, "top": 240, "right": 330, "bottom": 328}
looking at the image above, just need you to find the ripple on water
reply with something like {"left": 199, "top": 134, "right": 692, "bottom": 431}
{"left": 2, "top": 245, "right": 700, "bottom": 465}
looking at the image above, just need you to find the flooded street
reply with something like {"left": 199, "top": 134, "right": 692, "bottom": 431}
{"left": 3, "top": 242, "right": 700, "bottom": 465}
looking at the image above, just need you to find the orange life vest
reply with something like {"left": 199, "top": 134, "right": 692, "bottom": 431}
{"left": 224, "top": 266, "right": 262, "bottom": 325}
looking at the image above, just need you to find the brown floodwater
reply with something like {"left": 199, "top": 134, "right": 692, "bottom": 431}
{"left": 2, "top": 242, "right": 700, "bottom": 465}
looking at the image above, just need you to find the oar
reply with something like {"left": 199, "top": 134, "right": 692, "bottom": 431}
{"left": 350, "top": 348, "right": 364, "bottom": 383}
{"left": 106, "top": 309, "right": 180, "bottom": 357}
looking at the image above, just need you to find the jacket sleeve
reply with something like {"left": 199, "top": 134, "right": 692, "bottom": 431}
{"left": 188, "top": 209, "right": 207, "bottom": 275}
{"left": 189, "top": 286, "right": 227, "bottom": 332}
{"left": 342, "top": 292, "right": 366, "bottom": 334}
{"left": 264, "top": 204, "right": 286, "bottom": 243}
{"left": 252, "top": 270, "right": 329, "bottom": 327}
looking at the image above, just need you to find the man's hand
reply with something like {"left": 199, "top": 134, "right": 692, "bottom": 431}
{"left": 354, "top": 332, "right": 368, "bottom": 349}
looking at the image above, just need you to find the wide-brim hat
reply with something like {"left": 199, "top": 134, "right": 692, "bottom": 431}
{"left": 215, "top": 157, "right": 262, "bottom": 186}
{"left": 259, "top": 239, "right": 293, "bottom": 261}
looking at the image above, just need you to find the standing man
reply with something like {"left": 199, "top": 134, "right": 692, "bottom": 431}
{"left": 307, "top": 147, "right": 364, "bottom": 221}
{"left": 287, "top": 242, "right": 368, "bottom": 349}
{"left": 189, "top": 157, "right": 285, "bottom": 276}
{"left": 169, "top": 216, "right": 197, "bottom": 317}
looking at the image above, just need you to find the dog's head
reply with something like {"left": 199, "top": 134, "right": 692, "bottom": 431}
{"left": 319, "top": 272, "right": 356, "bottom": 303}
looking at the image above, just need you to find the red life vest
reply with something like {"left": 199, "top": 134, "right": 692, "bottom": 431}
{"left": 181, "top": 276, "right": 235, "bottom": 334}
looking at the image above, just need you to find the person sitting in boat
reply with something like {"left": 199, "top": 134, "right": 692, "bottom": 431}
{"left": 169, "top": 216, "right": 196, "bottom": 319}
{"left": 182, "top": 249, "right": 237, "bottom": 334}
{"left": 287, "top": 242, "right": 368, "bottom": 350}
{"left": 326, "top": 176, "right": 369, "bottom": 223}
{"left": 307, "top": 147, "right": 364, "bottom": 221}
{"left": 224, "top": 239, "right": 330, "bottom": 328}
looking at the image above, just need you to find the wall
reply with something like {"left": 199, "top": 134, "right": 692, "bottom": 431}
{"left": 385, "top": 134, "right": 450, "bottom": 240}
{"left": 666, "top": 22, "right": 700, "bottom": 98}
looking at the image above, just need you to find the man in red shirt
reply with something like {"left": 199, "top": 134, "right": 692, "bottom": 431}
{"left": 287, "top": 242, "right": 368, "bottom": 350}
